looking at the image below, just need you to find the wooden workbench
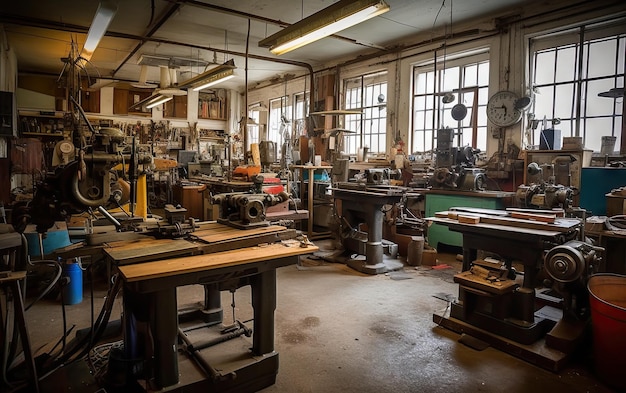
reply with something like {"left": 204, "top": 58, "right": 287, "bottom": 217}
{"left": 106, "top": 224, "right": 317, "bottom": 392}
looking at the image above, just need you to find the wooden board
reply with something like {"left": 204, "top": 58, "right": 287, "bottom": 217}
{"left": 193, "top": 223, "right": 288, "bottom": 243}
{"left": 458, "top": 214, "right": 481, "bottom": 224}
{"left": 118, "top": 243, "right": 318, "bottom": 282}
{"left": 105, "top": 236, "right": 199, "bottom": 265}
{"left": 454, "top": 270, "right": 518, "bottom": 295}
{"left": 430, "top": 211, "right": 579, "bottom": 233}
{"left": 510, "top": 211, "right": 556, "bottom": 223}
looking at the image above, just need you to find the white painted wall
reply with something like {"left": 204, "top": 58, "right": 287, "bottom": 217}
{"left": 242, "top": 0, "right": 626, "bottom": 159}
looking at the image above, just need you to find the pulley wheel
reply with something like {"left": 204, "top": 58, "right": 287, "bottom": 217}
{"left": 544, "top": 244, "right": 586, "bottom": 283}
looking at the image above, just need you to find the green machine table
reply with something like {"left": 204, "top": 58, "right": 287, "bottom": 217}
{"left": 425, "top": 189, "right": 515, "bottom": 250}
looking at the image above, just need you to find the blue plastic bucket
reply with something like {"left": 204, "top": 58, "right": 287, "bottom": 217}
{"left": 63, "top": 261, "right": 83, "bottom": 305}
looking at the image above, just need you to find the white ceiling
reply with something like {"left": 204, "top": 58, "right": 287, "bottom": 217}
{"left": 0, "top": 0, "right": 532, "bottom": 92}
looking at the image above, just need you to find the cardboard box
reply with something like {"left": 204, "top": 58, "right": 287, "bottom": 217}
{"left": 421, "top": 247, "right": 438, "bottom": 266}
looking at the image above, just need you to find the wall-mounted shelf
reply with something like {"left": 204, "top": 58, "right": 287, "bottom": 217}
{"left": 22, "top": 132, "right": 65, "bottom": 138}
{"left": 198, "top": 90, "right": 227, "bottom": 120}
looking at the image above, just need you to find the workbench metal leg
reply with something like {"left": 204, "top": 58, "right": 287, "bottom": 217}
{"left": 251, "top": 269, "right": 276, "bottom": 356}
{"left": 152, "top": 288, "right": 179, "bottom": 388}
{"left": 307, "top": 169, "right": 314, "bottom": 238}
{"left": 462, "top": 247, "right": 477, "bottom": 272}
{"left": 11, "top": 280, "right": 39, "bottom": 393}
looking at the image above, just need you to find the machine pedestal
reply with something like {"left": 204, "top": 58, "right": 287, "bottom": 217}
{"left": 450, "top": 301, "right": 555, "bottom": 345}
{"left": 433, "top": 313, "right": 570, "bottom": 372}
{"left": 346, "top": 253, "right": 404, "bottom": 274}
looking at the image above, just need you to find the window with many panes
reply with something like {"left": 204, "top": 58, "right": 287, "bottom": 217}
{"left": 529, "top": 19, "right": 625, "bottom": 152}
{"left": 412, "top": 51, "right": 490, "bottom": 155}
{"left": 268, "top": 96, "right": 292, "bottom": 158}
{"left": 343, "top": 71, "right": 387, "bottom": 155}
{"left": 246, "top": 103, "right": 262, "bottom": 151}
{"left": 293, "top": 91, "right": 309, "bottom": 139}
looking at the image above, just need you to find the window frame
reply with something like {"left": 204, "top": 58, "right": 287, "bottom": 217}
{"left": 527, "top": 18, "right": 625, "bottom": 152}
{"left": 342, "top": 71, "right": 388, "bottom": 155}
{"left": 410, "top": 50, "right": 490, "bottom": 156}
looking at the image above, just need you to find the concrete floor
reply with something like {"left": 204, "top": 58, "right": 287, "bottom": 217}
{"left": 18, "top": 239, "right": 618, "bottom": 393}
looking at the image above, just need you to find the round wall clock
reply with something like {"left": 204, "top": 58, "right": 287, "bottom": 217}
{"left": 486, "top": 90, "right": 523, "bottom": 127}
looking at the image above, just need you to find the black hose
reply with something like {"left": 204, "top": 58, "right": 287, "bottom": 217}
{"left": 40, "top": 275, "right": 122, "bottom": 375}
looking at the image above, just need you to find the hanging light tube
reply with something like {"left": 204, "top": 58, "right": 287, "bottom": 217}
{"left": 179, "top": 59, "right": 236, "bottom": 91}
{"left": 145, "top": 95, "right": 173, "bottom": 109}
{"left": 192, "top": 68, "right": 236, "bottom": 91}
{"left": 80, "top": 1, "right": 117, "bottom": 62}
{"left": 258, "top": 0, "right": 390, "bottom": 55}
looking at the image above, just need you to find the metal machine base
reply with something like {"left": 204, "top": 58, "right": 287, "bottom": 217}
{"left": 346, "top": 254, "right": 404, "bottom": 275}
{"left": 433, "top": 313, "right": 570, "bottom": 372}
{"left": 169, "top": 325, "right": 280, "bottom": 393}
{"left": 450, "top": 301, "right": 555, "bottom": 345}
{"left": 217, "top": 218, "right": 270, "bottom": 229}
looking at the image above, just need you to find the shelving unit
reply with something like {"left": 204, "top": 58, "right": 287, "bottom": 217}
{"left": 18, "top": 110, "right": 68, "bottom": 136}
{"left": 290, "top": 164, "right": 333, "bottom": 239}
{"left": 198, "top": 90, "right": 227, "bottom": 120}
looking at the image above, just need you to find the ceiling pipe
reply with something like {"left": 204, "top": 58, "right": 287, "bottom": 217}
{"left": 171, "top": 0, "right": 386, "bottom": 50}
{"left": 0, "top": 12, "right": 316, "bottom": 117}
{"left": 111, "top": 2, "right": 182, "bottom": 76}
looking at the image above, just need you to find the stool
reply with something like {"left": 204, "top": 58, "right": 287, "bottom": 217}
{"left": 1, "top": 271, "right": 39, "bottom": 393}
{"left": 1, "top": 229, "right": 39, "bottom": 393}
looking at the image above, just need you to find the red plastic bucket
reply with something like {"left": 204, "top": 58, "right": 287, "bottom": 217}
{"left": 588, "top": 274, "right": 626, "bottom": 391}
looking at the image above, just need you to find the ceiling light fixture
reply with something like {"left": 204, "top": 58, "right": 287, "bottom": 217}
{"left": 80, "top": 0, "right": 117, "bottom": 62}
{"left": 181, "top": 59, "right": 237, "bottom": 91}
{"left": 145, "top": 95, "right": 173, "bottom": 109}
{"left": 258, "top": 0, "right": 390, "bottom": 55}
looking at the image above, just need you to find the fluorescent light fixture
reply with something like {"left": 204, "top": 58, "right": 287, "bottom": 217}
{"left": 179, "top": 59, "right": 237, "bottom": 91}
{"left": 258, "top": 0, "right": 390, "bottom": 55}
{"left": 192, "top": 69, "right": 235, "bottom": 91}
{"left": 145, "top": 95, "right": 173, "bottom": 109}
{"left": 80, "top": 1, "right": 117, "bottom": 62}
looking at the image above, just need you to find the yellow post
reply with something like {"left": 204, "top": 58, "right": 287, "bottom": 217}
{"left": 135, "top": 174, "right": 148, "bottom": 219}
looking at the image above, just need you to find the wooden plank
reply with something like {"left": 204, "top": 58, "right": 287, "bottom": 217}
{"left": 194, "top": 225, "right": 287, "bottom": 243}
{"left": 506, "top": 207, "right": 565, "bottom": 217}
{"left": 105, "top": 237, "right": 199, "bottom": 265}
{"left": 118, "top": 243, "right": 318, "bottom": 282}
{"left": 429, "top": 212, "right": 579, "bottom": 233}
{"left": 458, "top": 214, "right": 481, "bottom": 224}
{"left": 197, "top": 229, "right": 297, "bottom": 254}
{"left": 427, "top": 216, "right": 572, "bottom": 237}
{"left": 510, "top": 211, "right": 556, "bottom": 223}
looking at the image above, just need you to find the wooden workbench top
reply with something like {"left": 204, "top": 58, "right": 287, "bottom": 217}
{"left": 117, "top": 242, "right": 318, "bottom": 282}
{"left": 104, "top": 236, "right": 199, "bottom": 265}
{"left": 193, "top": 222, "right": 287, "bottom": 243}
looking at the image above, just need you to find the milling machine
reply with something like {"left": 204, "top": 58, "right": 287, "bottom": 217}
{"left": 430, "top": 128, "right": 486, "bottom": 191}
{"left": 12, "top": 96, "right": 153, "bottom": 235}
{"left": 429, "top": 207, "right": 604, "bottom": 370}
{"left": 333, "top": 170, "right": 407, "bottom": 274}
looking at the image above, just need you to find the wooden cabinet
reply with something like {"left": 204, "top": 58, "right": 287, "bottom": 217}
{"left": 164, "top": 95, "right": 188, "bottom": 119}
{"left": 113, "top": 87, "right": 152, "bottom": 115}
{"left": 172, "top": 183, "right": 206, "bottom": 220}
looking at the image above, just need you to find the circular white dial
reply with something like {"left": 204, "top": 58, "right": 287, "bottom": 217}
{"left": 486, "top": 90, "right": 523, "bottom": 127}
